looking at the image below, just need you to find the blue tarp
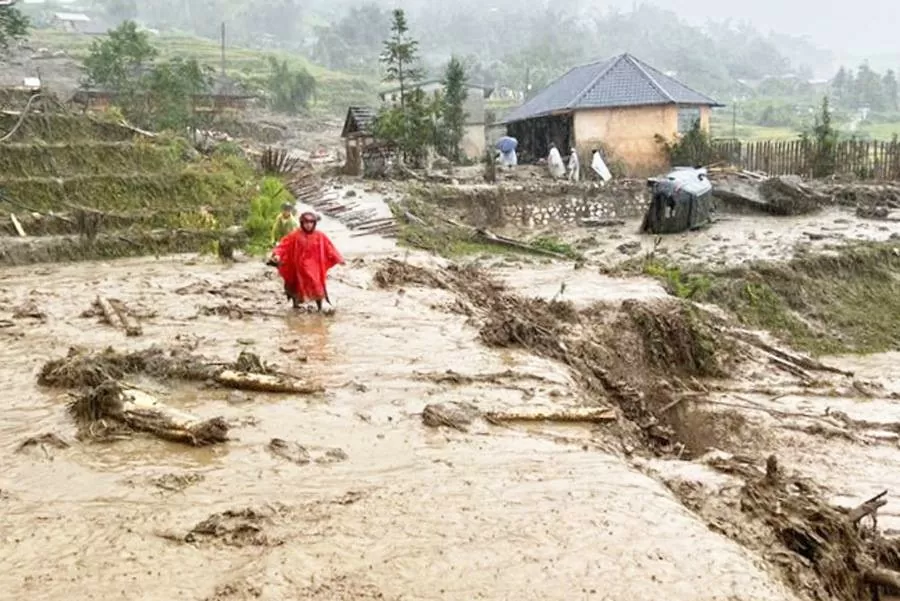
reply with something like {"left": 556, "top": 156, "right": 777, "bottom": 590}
{"left": 496, "top": 136, "right": 518, "bottom": 154}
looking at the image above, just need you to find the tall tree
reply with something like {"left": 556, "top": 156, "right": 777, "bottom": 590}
{"left": 380, "top": 9, "right": 423, "bottom": 114}
{"left": 832, "top": 66, "right": 848, "bottom": 106}
{"left": 0, "top": 2, "right": 29, "bottom": 53}
{"left": 83, "top": 21, "right": 158, "bottom": 91}
{"left": 265, "top": 56, "right": 316, "bottom": 114}
{"left": 441, "top": 57, "right": 468, "bottom": 162}
{"left": 854, "top": 62, "right": 884, "bottom": 110}
{"left": 883, "top": 70, "right": 899, "bottom": 112}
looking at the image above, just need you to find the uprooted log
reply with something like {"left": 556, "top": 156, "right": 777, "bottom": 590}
{"left": 96, "top": 296, "right": 142, "bottom": 337}
{"left": 69, "top": 381, "right": 228, "bottom": 446}
{"left": 39, "top": 347, "right": 322, "bottom": 395}
{"left": 733, "top": 329, "right": 855, "bottom": 378}
{"left": 214, "top": 370, "right": 324, "bottom": 394}
{"left": 483, "top": 406, "right": 617, "bottom": 424}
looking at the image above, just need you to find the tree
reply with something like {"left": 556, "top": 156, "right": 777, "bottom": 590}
{"left": 83, "top": 21, "right": 158, "bottom": 92}
{"left": 380, "top": 9, "right": 423, "bottom": 114}
{"left": 831, "top": 66, "right": 848, "bottom": 106}
{"left": 440, "top": 57, "right": 468, "bottom": 162}
{"left": 0, "top": 2, "right": 29, "bottom": 53}
{"left": 854, "top": 62, "right": 884, "bottom": 110}
{"left": 884, "top": 70, "right": 899, "bottom": 112}
{"left": 802, "top": 96, "right": 839, "bottom": 178}
{"left": 373, "top": 89, "right": 439, "bottom": 168}
{"left": 144, "top": 58, "right": 213, "bottom": 130}
{"left": 265, "top": 56, "right": 316, "bottom": 114}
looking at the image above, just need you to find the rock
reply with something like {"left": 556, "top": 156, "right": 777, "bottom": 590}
{"left": 345, "top": 190, "right": 357, "bottom": 198}
{"left": 617, "top": 241, "right": 642, "bottom": 256}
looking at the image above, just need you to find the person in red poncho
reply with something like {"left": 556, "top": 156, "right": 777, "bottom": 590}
{"left": 271, "top": 212, "right": 344, "bottom": 311}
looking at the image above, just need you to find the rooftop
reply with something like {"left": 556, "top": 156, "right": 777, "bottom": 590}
{"left": 502, "top": 53, "right": 723, "bottom": 124}
{"left": 341, "top": 106, "right": 377, "bottom": 138}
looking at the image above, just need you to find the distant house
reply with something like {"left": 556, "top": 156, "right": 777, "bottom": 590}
{"left": 379, "top": 80, "right": 494, "bottom": 161}
{"left": 502, "top": 53, "right": 723, "bottom": 175}
{"left": 72, "top": 72, "right": 256, "bottom": 114}
{"left": 340, "top": 106, "right": 378, "bottom": 176}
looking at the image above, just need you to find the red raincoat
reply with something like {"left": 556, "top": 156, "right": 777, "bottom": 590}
{"left": 274, "top": 229, "right": 343, "bottom": 302}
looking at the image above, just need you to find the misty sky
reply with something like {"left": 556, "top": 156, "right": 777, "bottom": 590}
{"left": 600, "top": 0, "right": 897, "bottom": 57}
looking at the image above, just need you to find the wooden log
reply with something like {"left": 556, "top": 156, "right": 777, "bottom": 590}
{"left": 483, "top": 407, "right": 616, "bottom": 424}
{"left": 736, "top": 331, "right": 854, "bottom": 377}
{"left": 214, "top": 369, "right": 324, "bottom": 394}
{"left": 10, "top": 213, "right": 26, "bottom": 237}
{"left": 112, "top": 300, "right": 143, "bottom": 337}
{"left": 96, "top": 295, "right": 127, "bottom": 331}
{"left": 847, "top": 490, "right": 888, "bottom": 523}
{"left": 70, "top": 383, "right": 228, "bottom": 446}
{"left": 865, "top": 569, "right": 900, "bottom": 592}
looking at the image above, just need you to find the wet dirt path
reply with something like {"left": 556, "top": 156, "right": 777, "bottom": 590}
{"left": 1, "top": 217, "right": 803, "bottom": 600}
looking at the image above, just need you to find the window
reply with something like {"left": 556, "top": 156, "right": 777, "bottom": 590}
{"left": 677, "top": 107, "right": 701, "bottom": 134}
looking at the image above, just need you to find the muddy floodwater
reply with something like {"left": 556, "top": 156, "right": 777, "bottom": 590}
{"left": 1, "top": 208, "right": 897, "bottom": 600}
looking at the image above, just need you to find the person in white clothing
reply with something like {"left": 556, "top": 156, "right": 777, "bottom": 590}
{"left": 591, "top": 148, "right": 612, "bottom": 184}
{"left": 547, "top": 144, "right": 565, "bottom": 179}
{"left": 567, "top": 148, "right": 580, "bottom": 182}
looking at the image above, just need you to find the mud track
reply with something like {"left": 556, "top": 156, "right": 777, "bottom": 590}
{"left": 2, "top": 220, "right": 900, "bottom": 600}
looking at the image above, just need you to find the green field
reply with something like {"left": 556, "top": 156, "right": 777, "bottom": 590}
{"left": 29, "top": 29, "right": 378, "bottom": 114}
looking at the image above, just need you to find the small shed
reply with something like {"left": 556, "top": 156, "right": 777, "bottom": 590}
{"left": 341, "top": 106, "right": 377, "bottom": 176}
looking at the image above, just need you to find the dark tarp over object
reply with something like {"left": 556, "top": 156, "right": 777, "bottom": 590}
{"left": 641, "top": 167, "right": 714, "bottom": 235}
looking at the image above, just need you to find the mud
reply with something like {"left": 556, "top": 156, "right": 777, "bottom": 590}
{"left": 5, "top": 204, "right": 900, "bottom": 600}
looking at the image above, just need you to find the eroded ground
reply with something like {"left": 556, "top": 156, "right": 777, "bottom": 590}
{"left": 2, "top": 201, "right": 900, "bottom": 600}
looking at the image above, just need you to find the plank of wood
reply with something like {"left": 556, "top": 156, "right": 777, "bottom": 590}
{"left": 9, "top": 213, "right": 26, "bottom": 237}
{"left": 484, "top": 407, "right": 616, "bottom": 424}
{"left": 214, "top": 369, "right": 324, "bottom": 394}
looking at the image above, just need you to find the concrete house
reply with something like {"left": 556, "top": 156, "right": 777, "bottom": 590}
{"left": 502, "top": 53, "right": 722, "bottom": 175}
{"left": 379, "top": 80, "right": 493, "bottom": 161}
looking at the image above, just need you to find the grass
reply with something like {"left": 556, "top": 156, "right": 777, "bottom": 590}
{"left": 28, "top": 29, "right": 378, "bottom": 115}
{"left": 639, "top": 243, "right": 900, "bottom": 356}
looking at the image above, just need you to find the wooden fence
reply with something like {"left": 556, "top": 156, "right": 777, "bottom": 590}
{"left": 710, "top": 138, "right": 900, "bottom": 180}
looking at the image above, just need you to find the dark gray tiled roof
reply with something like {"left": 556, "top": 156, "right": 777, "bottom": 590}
{"left": 503, "top": 53, "right": 722, "bottom": 124}
{"left": 342, "top": 106, "right": 377, "bottom": 137}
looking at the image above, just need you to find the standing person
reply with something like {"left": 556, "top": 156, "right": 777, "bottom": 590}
{"left": 591, "top": 148, "right": 612, "bottom": 184}
{"left": 496, "top": 136, "right": 518, "bottom": 170}
{"left": 272, "top": 212, "right": 344, "bottom": 311}
{"left": 271, "top": 202, "right": 298, "bottom": 246}
{"left": 567, "top": 148, "right": 580, "bottom": 182}
{"left": 547, "top": 143, "right": 565, "bottom": 179}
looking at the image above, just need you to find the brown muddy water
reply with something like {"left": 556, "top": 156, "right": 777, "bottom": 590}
{"left": 1, "top": 209, "right": 889, "bottom": 601}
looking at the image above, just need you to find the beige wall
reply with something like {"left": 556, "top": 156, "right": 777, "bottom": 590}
{"left": 573, "top": 104, "right": 710, "bottom": 176}
{"left": 461, "top": 124, "right": 486, "bottom": 161}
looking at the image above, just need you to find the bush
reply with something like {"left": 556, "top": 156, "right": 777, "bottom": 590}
{"left": 244, "top": 176, "right": 294, "bottom": 255}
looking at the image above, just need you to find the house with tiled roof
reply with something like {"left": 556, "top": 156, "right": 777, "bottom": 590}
{"left": 503, "top": 53, "right": 723, "bottom": 175}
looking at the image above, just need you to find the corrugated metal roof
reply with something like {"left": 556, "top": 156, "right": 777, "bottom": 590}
{"left": 342, "top": 106, "right": 377, "bottom": 138}
{"left": 502, "top": 53, "right": 722, "bottom": 124}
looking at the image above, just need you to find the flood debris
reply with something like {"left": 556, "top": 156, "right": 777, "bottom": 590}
{"left": 12, "top": 299, "right": 45, "bottom": 320}
{"left": 267, "top": 439, "right": 349, "bottom": 465}
{"left": 484, "top": 406, "right": 617, "bottom": 424}
{"left": 689, "top": 454, "right": 900, "bottom": 601}
{"left": 184, "top": 507, "right": 282, "bottom": 548}
{"left": 68, "top": 381, "right": 229, "bottom": 446}
{"left": 149, "top": 472, "right": 205, "bottom": 493}
{"left": 422, "top": 402, "right": 481, "bottom": 432}
{"left": 39, "top": 347, "right": 320, "bottom": 394}
{"left": 94, "top": 296, "right": 143, "bottom": 336}
{"left": 15, "top": 433, "right": 70, "bottom": 459}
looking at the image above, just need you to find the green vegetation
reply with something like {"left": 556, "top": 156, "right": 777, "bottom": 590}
{"left": 440, "top": 57, "right": 468, "bottom": 163}
{"left": 639, "top": 243, "right": 900, "bottom": 356}
{"left": 82, "top": 21, "right": 215, "bottom": 131}
{"left": 0, "top": 2, "right": 29, "bottom": 51}
{"left": 801, "top": 96, "right": 840, "bottom": 178}
{"left": 265, "top": 57, "right": 317, "bottom": 114}
{"left": 657, "top": 120, "right": 715, "bottom": 167}
{"left": 28, "top": 28, "right": 376, "bottom": 115}
{"left": 244, "top": 177, "right": 294, "bottom": 255}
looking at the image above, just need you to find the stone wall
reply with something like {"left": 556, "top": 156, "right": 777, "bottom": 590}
{"left": 419, "top": 181, "right": 650, "bottom": 229}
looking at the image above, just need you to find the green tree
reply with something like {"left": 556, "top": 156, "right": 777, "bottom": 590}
{"left": 854, "top": 62, "right": 883, "bottom": 110}
{"left": 144, "top": 57, "right": 213, "bottom": 130}
{"left": 831, "top": 66, "right": 848, "bottom": 106}
{"left": 802, "top": 96, "right": 839, "bottom": 178}
{"left": 883, "top": 70, "right": 899, "bottom": 112}
{"left": 380, "top": 9, "right": 423, "bottom": 115}
{"left": 265, "top": 56, "right": 316, "bottom": 114}
{"left": 0, "top": 3, "right": 29, "bottom": 52}
{"left": 656, "top": 120, "right": 714, "bottom": 167}
{"left": 83, "top": 21, "right": 158, "bottom": 92}
{"left": 441, "top": 57, "right": 468, "bottom": 162}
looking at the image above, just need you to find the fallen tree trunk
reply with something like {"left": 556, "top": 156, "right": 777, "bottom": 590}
{"left": 214, "top": 369, "right": 324, "bottom": 394}
{"left": 95, "top": 295, "right": 142, "bottom": 337}
{"left": 484, "top": 406, "right": 616, "bottom": 424}
{"left": 10, "top": 213, "right": 26, "bottom": 237}
{"left": 848, "top": 490, "right": 889, "bottom": 523}
{"left": 69, "top": 382, "right": 228, "bottom": 446}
